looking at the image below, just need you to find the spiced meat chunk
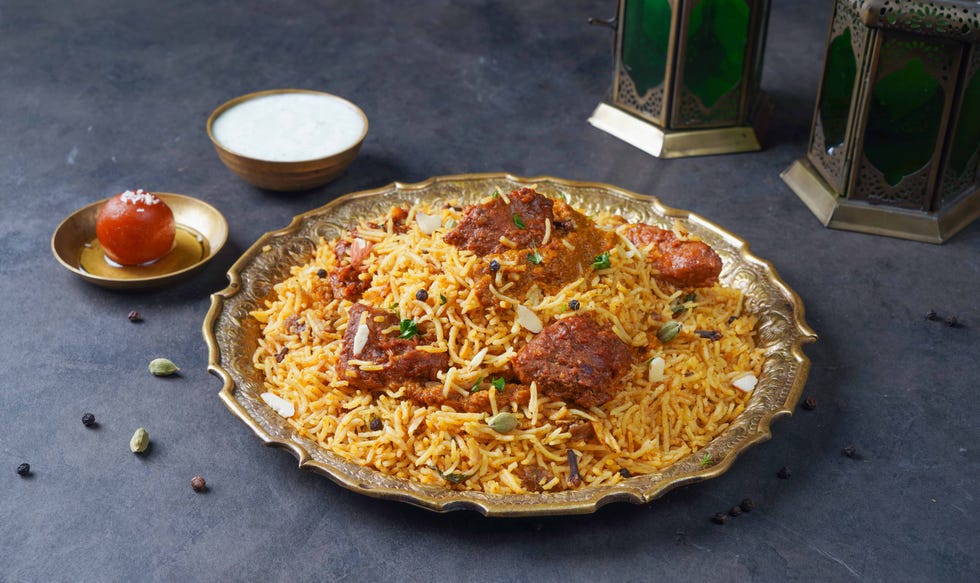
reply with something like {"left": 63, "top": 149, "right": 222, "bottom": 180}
{"left": 405, "top": 381, "right": 530, "bottom": 413}
{"left": 624, "top": 224, "right": 722, "bottom": 289}
{"left": 469, "top": 198, "right": 616, "bottom": 307}
{"left": 328, "top": 236, "right": 374, "bottom": 301}
{"left": 338, "top": 303, "right": 448, "bottom": 391}
{"left": 513, "top": 313, "right": 633, "bottom": 409}
{"left": 444, "top": 187, "right": 554, "bottom": 256}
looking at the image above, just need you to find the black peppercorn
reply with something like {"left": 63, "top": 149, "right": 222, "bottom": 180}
{"left": 925, "top": 310, "right": 938, "bottom": 321}
{"left": 17, "top": 463, "right": 31, "bottom": 477}
{"left": 128, "top": 310, "right": 142, "bottom": 322}
{"left": 489, "top": 259, "right": 500, "bottom": 272}
{"left": 618, "top": 468, "right": 631, "bottom": 478}
{"left": 739, "top": 498, "right": 755, "bottom": 512}
{"left": 945, "top": 316, "right": 958, "bottom": 327}
{"left": 777, "top": 466, "right": 791, "bottom": 479}
{"left": 316, "top": 268, "right": 327, "bottom": 278}
{"left": 191, "top": 476, "right": 207, "bottom": 492}
{"left": 82, "top": 413, "right": 96, "bottom": 427}
{"left": 568, "top": 299, "right": 580, "bottom": 311}
{"left": 728, "top": 505, "right": 743, "bottom": 517}
{"left": 369, "top": 415, "right": 383, "bottom": 431}
{"left": 415, "top": 289, "right": 429, "bottom": 301}
{"left": 710, "top": 512, "right": 727, "bottom": 525}
{"left": 801, "top": 397, "right": 817, "bottom": 411}
{"left": 842, "top": 444, "right": 857, "bottom": 458}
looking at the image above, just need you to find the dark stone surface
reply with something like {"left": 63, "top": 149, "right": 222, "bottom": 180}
{"left": 2, "top": 1, "right": 978, "bottom": 581}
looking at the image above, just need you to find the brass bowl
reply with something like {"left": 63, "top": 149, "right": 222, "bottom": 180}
{"left": 204, "top": 173, "right": 816, "bottom": 516}
{"left": 206, "top": 89, "right": 368, "bottom": 192}
{"left": 52, "top": 193, "right": 228, "bottom": 290}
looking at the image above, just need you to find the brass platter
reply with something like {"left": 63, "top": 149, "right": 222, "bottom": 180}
{"left": 203, "top": 173, "right": 816, "bottom": 516}
{"left": 52, "top": 193, "right": 228, "bottom": 290}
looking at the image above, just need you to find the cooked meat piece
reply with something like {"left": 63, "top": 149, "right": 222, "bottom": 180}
{"left": 328, "top": 265, "right": 370, "bottom": 301}
{"left": 338, "top": 303, "right": 449, "bottom": 391}
{"left": 328, "top": 236, "right": 375, "bottom": 301}
{"left": 566, "top": 420, "right": 595, "bottom": 442}
{"left": 444, "top": 187, "right": 555, "bottom": 256}
{"left": 516, "top": 465, "right": 553, "bottom": 492}
{"left": 462, "top": 383, "right": 530, "bottom": 413}
{"left": 625, "top": 224, "right": 722, "bottom": 288}
{"left": 470, "top": 199, "right": 616, "bottom": 306}
{"left": 513, "top": 313, "right": 633, "bottom": 408}
{"left": 404, "top": 382, "right": 530, "bottom": 413}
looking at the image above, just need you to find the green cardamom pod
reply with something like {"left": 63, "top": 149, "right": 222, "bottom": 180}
{"left": 148, "top": 358, "right": 179, "bottom": 376}
{"left": 657, "top": 321, "right": 682, "bottom": 343}
{"left": 130, "top": 427, "right": 149, "bottom": 453}
{"left": 487, "top": 411, "right": 518, "bottom": 434}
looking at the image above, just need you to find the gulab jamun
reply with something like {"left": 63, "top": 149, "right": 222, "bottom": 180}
{"left": 95, "top": 189, "right": 176, "bottom": 265}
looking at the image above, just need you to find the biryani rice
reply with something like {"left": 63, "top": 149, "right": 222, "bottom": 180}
{"left": 251, "top": 197, "right": 764, "bottom": 493}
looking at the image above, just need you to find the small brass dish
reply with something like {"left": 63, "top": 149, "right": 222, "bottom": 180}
{"left": 206, "top": 89, "right": 368, "bottom": 192}
{"left": 52, "top": 193, "right": 228, "bottom": 290}
{"left": 204, "top": 173, "right": 817, "bottom": 516}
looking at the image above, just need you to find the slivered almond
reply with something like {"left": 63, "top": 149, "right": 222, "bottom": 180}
{"left": 416, "top": 211, "right": 442, "bottom": 234}
{"left": 261, "top": 392, "right": 295, "bottom": 418}
{"left": 517, "top": 304, "right": 543, "bottom": 333}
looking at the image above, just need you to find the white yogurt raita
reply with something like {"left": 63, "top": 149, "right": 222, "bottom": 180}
{"left": 211, "top": 92, "right": 366, "bottom": 162}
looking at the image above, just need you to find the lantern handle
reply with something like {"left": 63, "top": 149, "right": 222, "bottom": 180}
{"left": 587, "top": 15, "right": 617, "bottom": 30}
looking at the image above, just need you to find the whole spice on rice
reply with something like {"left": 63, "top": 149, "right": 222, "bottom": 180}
{"left": 487, "top": 411, "right": 517, "bottom": 433}
{"left": 248, "top": 189, "right": 762, "bottom": 494}
{"left": 657, "top": 321, "right": 681, "bottom": 343}
{"left": 694, "top": 329, "right": 722, "bottom": 341}
{"left": 567, "top": 449, "right": 583, "bottom": 487}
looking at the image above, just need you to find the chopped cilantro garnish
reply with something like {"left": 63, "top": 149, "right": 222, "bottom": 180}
{"left": 513, "top": 214, "right": 526, "bottom": 229}
{"left": 439, "top": 293, "right": 447, "bottom": 305}
{"left": 427, "top": 464, "right": 472, "bottom": 484}
{"left": 471, "top": 376, "right": 484, "bottom": 392}
{"left": 698, "top": 452, "right": 714, "bottom": 468}
{"left": 491, "top": 377, "right": 505, "bottom": 392}
{"left": 492, "top": 189, "right": 501, "bottom": 199}
{"left": 398, "top": 319, "right": 420, "bottom": 339}
{"left": 671, "top": 293, "right": 698, "bottom": 315}
{"left": 527, "top": 247, "right": 543, "bottom": 265}
{"left": 592, "top": 252, "right": 611, "bottom": 270}
{"left": 389, "top": 302, "right": 399, "bottom": 311}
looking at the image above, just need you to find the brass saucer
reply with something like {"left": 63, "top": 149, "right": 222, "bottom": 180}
{"left": 52, "top": 193, "right": 228, "bottom": 290}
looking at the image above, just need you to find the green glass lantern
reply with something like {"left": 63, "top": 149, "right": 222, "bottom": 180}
{"left": 782, "top": 0, "right": 980, "bottom": 243}
{"left": 589, "top": 0, "right": 773, "bottom": 158}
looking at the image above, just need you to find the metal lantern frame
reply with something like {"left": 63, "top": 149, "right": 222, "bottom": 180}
{"left": 782, "top": 0, "right": 980, "bottom": 243}
{"left": 590, "top": 0, "right": 773, "bottom": 158}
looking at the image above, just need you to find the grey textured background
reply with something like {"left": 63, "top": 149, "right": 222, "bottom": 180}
{"left": 1, "top": 1, "right": 978, "bottom": 581}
